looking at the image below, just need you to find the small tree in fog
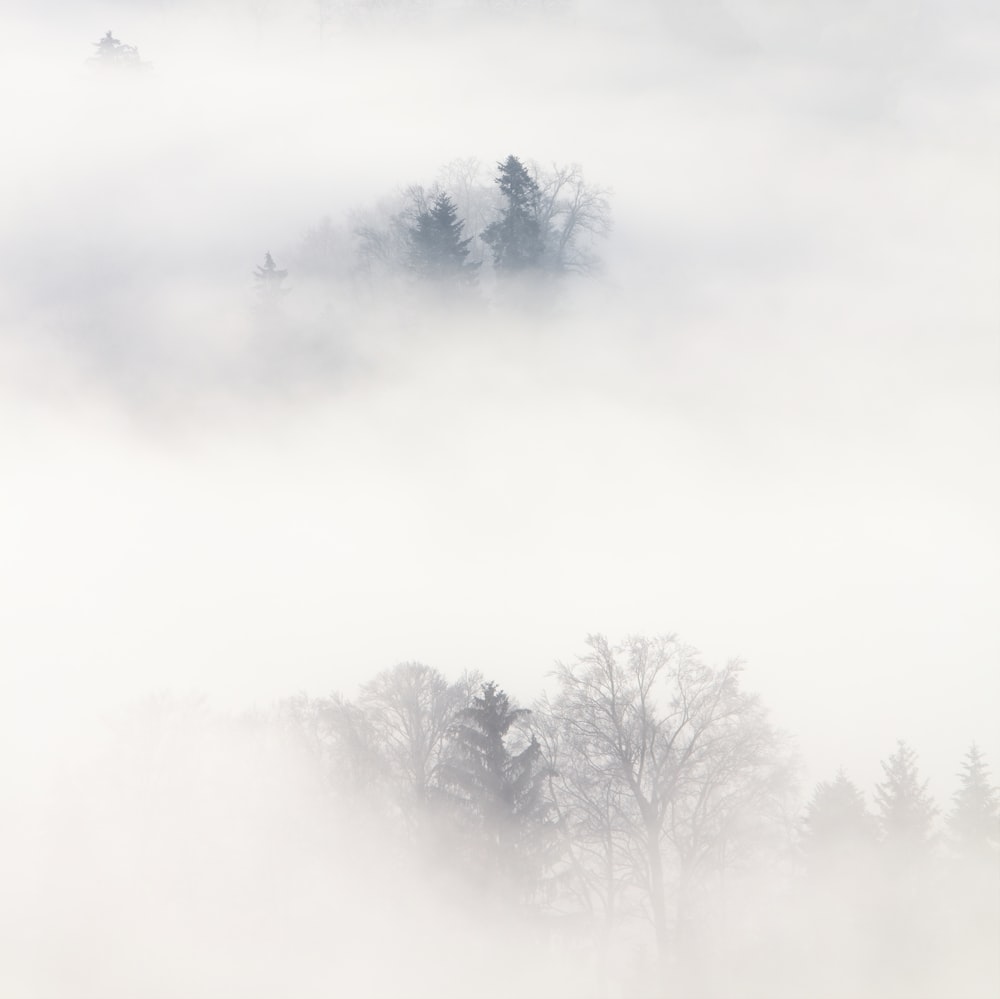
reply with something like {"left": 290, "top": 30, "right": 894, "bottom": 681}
{"left": 534, "top": 163, "right": 612, "bottom": 274}
{"left": 482, "top": 155, "right": 611, "bottom": 279}
{"left": 948, "top": 743, "right": 999, "bottom": 860}
{"left": 254, "top": 251, "right": 288, "bottom": 310}
{"left": 874, "top": 741, "right": 937, "bottom": 859}
{"left": 482, "top": 155, "right": 547, "bottom": 273}
{"left": 359, "top": 662, "right": 476, "bottom": 817}
{"left": 91, "top": 31, "right": 144, "bottom": 69}
{"left": 802, "top": 771, "right": 877, "bottom": 874}
{"left": 406, "top": 193, "right": 480, "bottom": 289}
{"left": 441, "top": 681, "right": 557, "bottom": 900}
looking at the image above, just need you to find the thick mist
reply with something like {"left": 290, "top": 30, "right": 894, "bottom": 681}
{"left": 2, "top": 1, "right": 998, "bottom": 997}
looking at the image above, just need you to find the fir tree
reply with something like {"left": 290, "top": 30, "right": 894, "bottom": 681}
{"left": 481, "top": 156, "right": 547, "bottom": 273}
{"left": 92, "top": 31, "right": 144, "bottom": 70}
{"left": 874, "top": 741, "right": 937, "bottom": 857}
{"left": 442, "top": 681, "right": 556, "bottom": 898}
{"left": 406, "top": 193, "right": 479, "bottom": 286}
{"left": 254, "top": 251, "right": 288, "bottom": 309}
{"left": 802, "top": 770, "right": 877, "bottom": 874}
{"left": 948, "top": 743, "right": 999, "bottom": 860}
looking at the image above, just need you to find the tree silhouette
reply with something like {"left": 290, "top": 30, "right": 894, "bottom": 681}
{"left": 948, "top": 743, "right": 999, "bottom": 860}
{"left": 92, "top": 31, "right": 144, "bottom": 70}
{"left": 406, "top": 193, "right": 479, "bottom": 287}
{"left": 802, "top": 770, "right": 877, "bottom": 875}
{"left": 442, "top": 681, "right": 555, "bottom": 899}
{"left": 254, "top": 251, "right": 288, "bottom": 309}
{"left": 481, "top": 156, "right": 546, "bottom": 273}
{"left": 874, "top": 741, "right": 937, "bottom": 860}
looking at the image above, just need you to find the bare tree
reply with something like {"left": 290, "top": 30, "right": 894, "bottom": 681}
{"left": 533, "top": 162, "right": 612, "bottom": 274}
{"left": 545, "top": 634, "right": 788, "bottom": 974}
{"left": 359, "top": 662, "right": 476, "bottom": 816}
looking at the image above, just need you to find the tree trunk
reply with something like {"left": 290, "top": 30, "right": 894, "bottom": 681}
{"left": 646, "top": 821, "right": 670, "bottom": 985}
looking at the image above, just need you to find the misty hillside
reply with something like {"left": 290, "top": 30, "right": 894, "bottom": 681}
{"left": 1, "top": 1, "right": 998, "bottom": 997}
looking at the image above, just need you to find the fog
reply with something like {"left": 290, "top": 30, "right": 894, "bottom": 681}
{"left": 2, "top": 1, "right": 998, "bottom": 996}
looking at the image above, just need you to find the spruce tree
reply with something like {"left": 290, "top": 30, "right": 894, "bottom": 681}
{"left": 481, "top": 156, "right": 547, "bottom": 273}
{"left": 948, "top": 743, "right": 999, "bottom": 860}
{"left": 442, "top": 681, "right": 555, "bottom": 898}
{"left": 92, "top": 31, "right": 143, "bottom": 70}
{"left": 406, "top": 193, "right": 479, "bottom": 287}
{"left": 254, "top": 252, "right": 288, "bottom": 309}
{"left": 802, "top": 770, "right": 877, "bottom": 874}
{"left": 874, "top": 741, "right": 937, "bottom": 858}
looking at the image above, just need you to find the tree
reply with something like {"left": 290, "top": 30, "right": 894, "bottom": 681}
{"left": 948, "top": 743, "right": 999, "bottom": 860}
{"left": 874, "top": 741, "right": 937, "bottom": 860}
{"left": 406, "top": 193, "right": 479, "bottom": 288}
{"left": 254, "top": 251, "right": 288, "bottom": 309}
{"left": 91, "top": 31, "right": 144, "bottom": 70}
{"left": 534, "top": 163, "right": 612, "bottom": 274}
{"left": 481, "top": 155, "right": 547, "bottom": 273}
{"left": 546, "top": 634, "right": 785, "bottom": 972}
{"left": 317, "top": 692, "right": 385, "bottom": 798}
{"left": 441, "top": 681, "right": 556, "bottom": 900}
{"left": 482, "top": 156, "right": 611, "bottom": 279}
{"left": 358, "top": 662, "right": 475, "bottom": 817}
{"left": 801, "top": 770, "right": 877, "bottom": 875}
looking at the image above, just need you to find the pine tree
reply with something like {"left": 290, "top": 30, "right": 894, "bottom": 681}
{"left": 481, "top": 156, "right": 547, "bottom": 273}
{"left": 92, "top": 31, "right": 144, "bottom": 70}
{"left": 254, "top": 251, "right": 288, "bottom": 309}
{"left": 406, "top": 193, "right": 479, "bottom": 287}
{"left": 802, "top": 770, "right": 877, "bottom": 874}
{"left": 948, "top": 743, "right": 1000, "bottom": 860}
{"left": 874, "top": 741, "right": 937, "bottom": 858}
{"left": 442, "top": 681, "right": 556, "bottom": 898}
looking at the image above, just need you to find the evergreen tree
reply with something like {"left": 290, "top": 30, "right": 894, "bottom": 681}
{"left": 801, "top": 770, "right": 877, "bottom": 874}
{"left": 874, "top": 741, "right": 937, "bottom": 857}
{"left": 481, "top": 156, "right": 547, "bottom": 273}
{"left": 442, "top": 681, "right": 556, "bottom": 898}
{"left": 406, "top": 193, "right": 479, "bottom": 287}
{"left": 92, "top": 31, "right": 144, "bottom": 69}
{"left": 254, "top": 251, "right": 288, "bottom": 309}
{"left": 948, "top": 743, "right": 1000, "bottom": 860}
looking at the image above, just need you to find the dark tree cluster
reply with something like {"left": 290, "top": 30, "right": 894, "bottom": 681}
{"left": 90, "top": 31, "right": 147, "bottom": 70}
{"left": 278, "top": 635, "right": 797, "bottom": 972}
{"left": 245, "top": 157, "right": 610, "bottom": 349}
{"left": 100, "top": 635, "right": 998, "bottom": 997}
{"left": 288, "top": 154, "right": 611, "bottom": 314}
{"left": 273, "top": 639, "right": 997, "bottom": 990}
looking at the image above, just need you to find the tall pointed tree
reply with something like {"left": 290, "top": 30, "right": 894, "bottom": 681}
{"left": 874, "top": 741, "right": 937, "bottom": 860}
{"left": 481, "top": 156, "right": 547, "bottom": 274}
{"left": 442, "top": 681, "right": 556, "bottom": 899}
{"left": 802, "top": 770, "right": 877, "bottom": 875}
{"left": 406, "top": 193, "right": 479, "bottom": 287}
{"left": 948, "top": 743, "right": 999, "bottom": 860}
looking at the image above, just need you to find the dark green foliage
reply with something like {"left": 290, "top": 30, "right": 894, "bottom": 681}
{"left": 481, "top": 156, "right": 547, "bottom": 273}
{"left": 948, "top": 743, "right": 1000, "bottom": 859}
{"left": 874, "top": 741, "right": 937, "bottom": 855}
{"left": 406, "top": 194, "right": 479, "bottom": 286}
